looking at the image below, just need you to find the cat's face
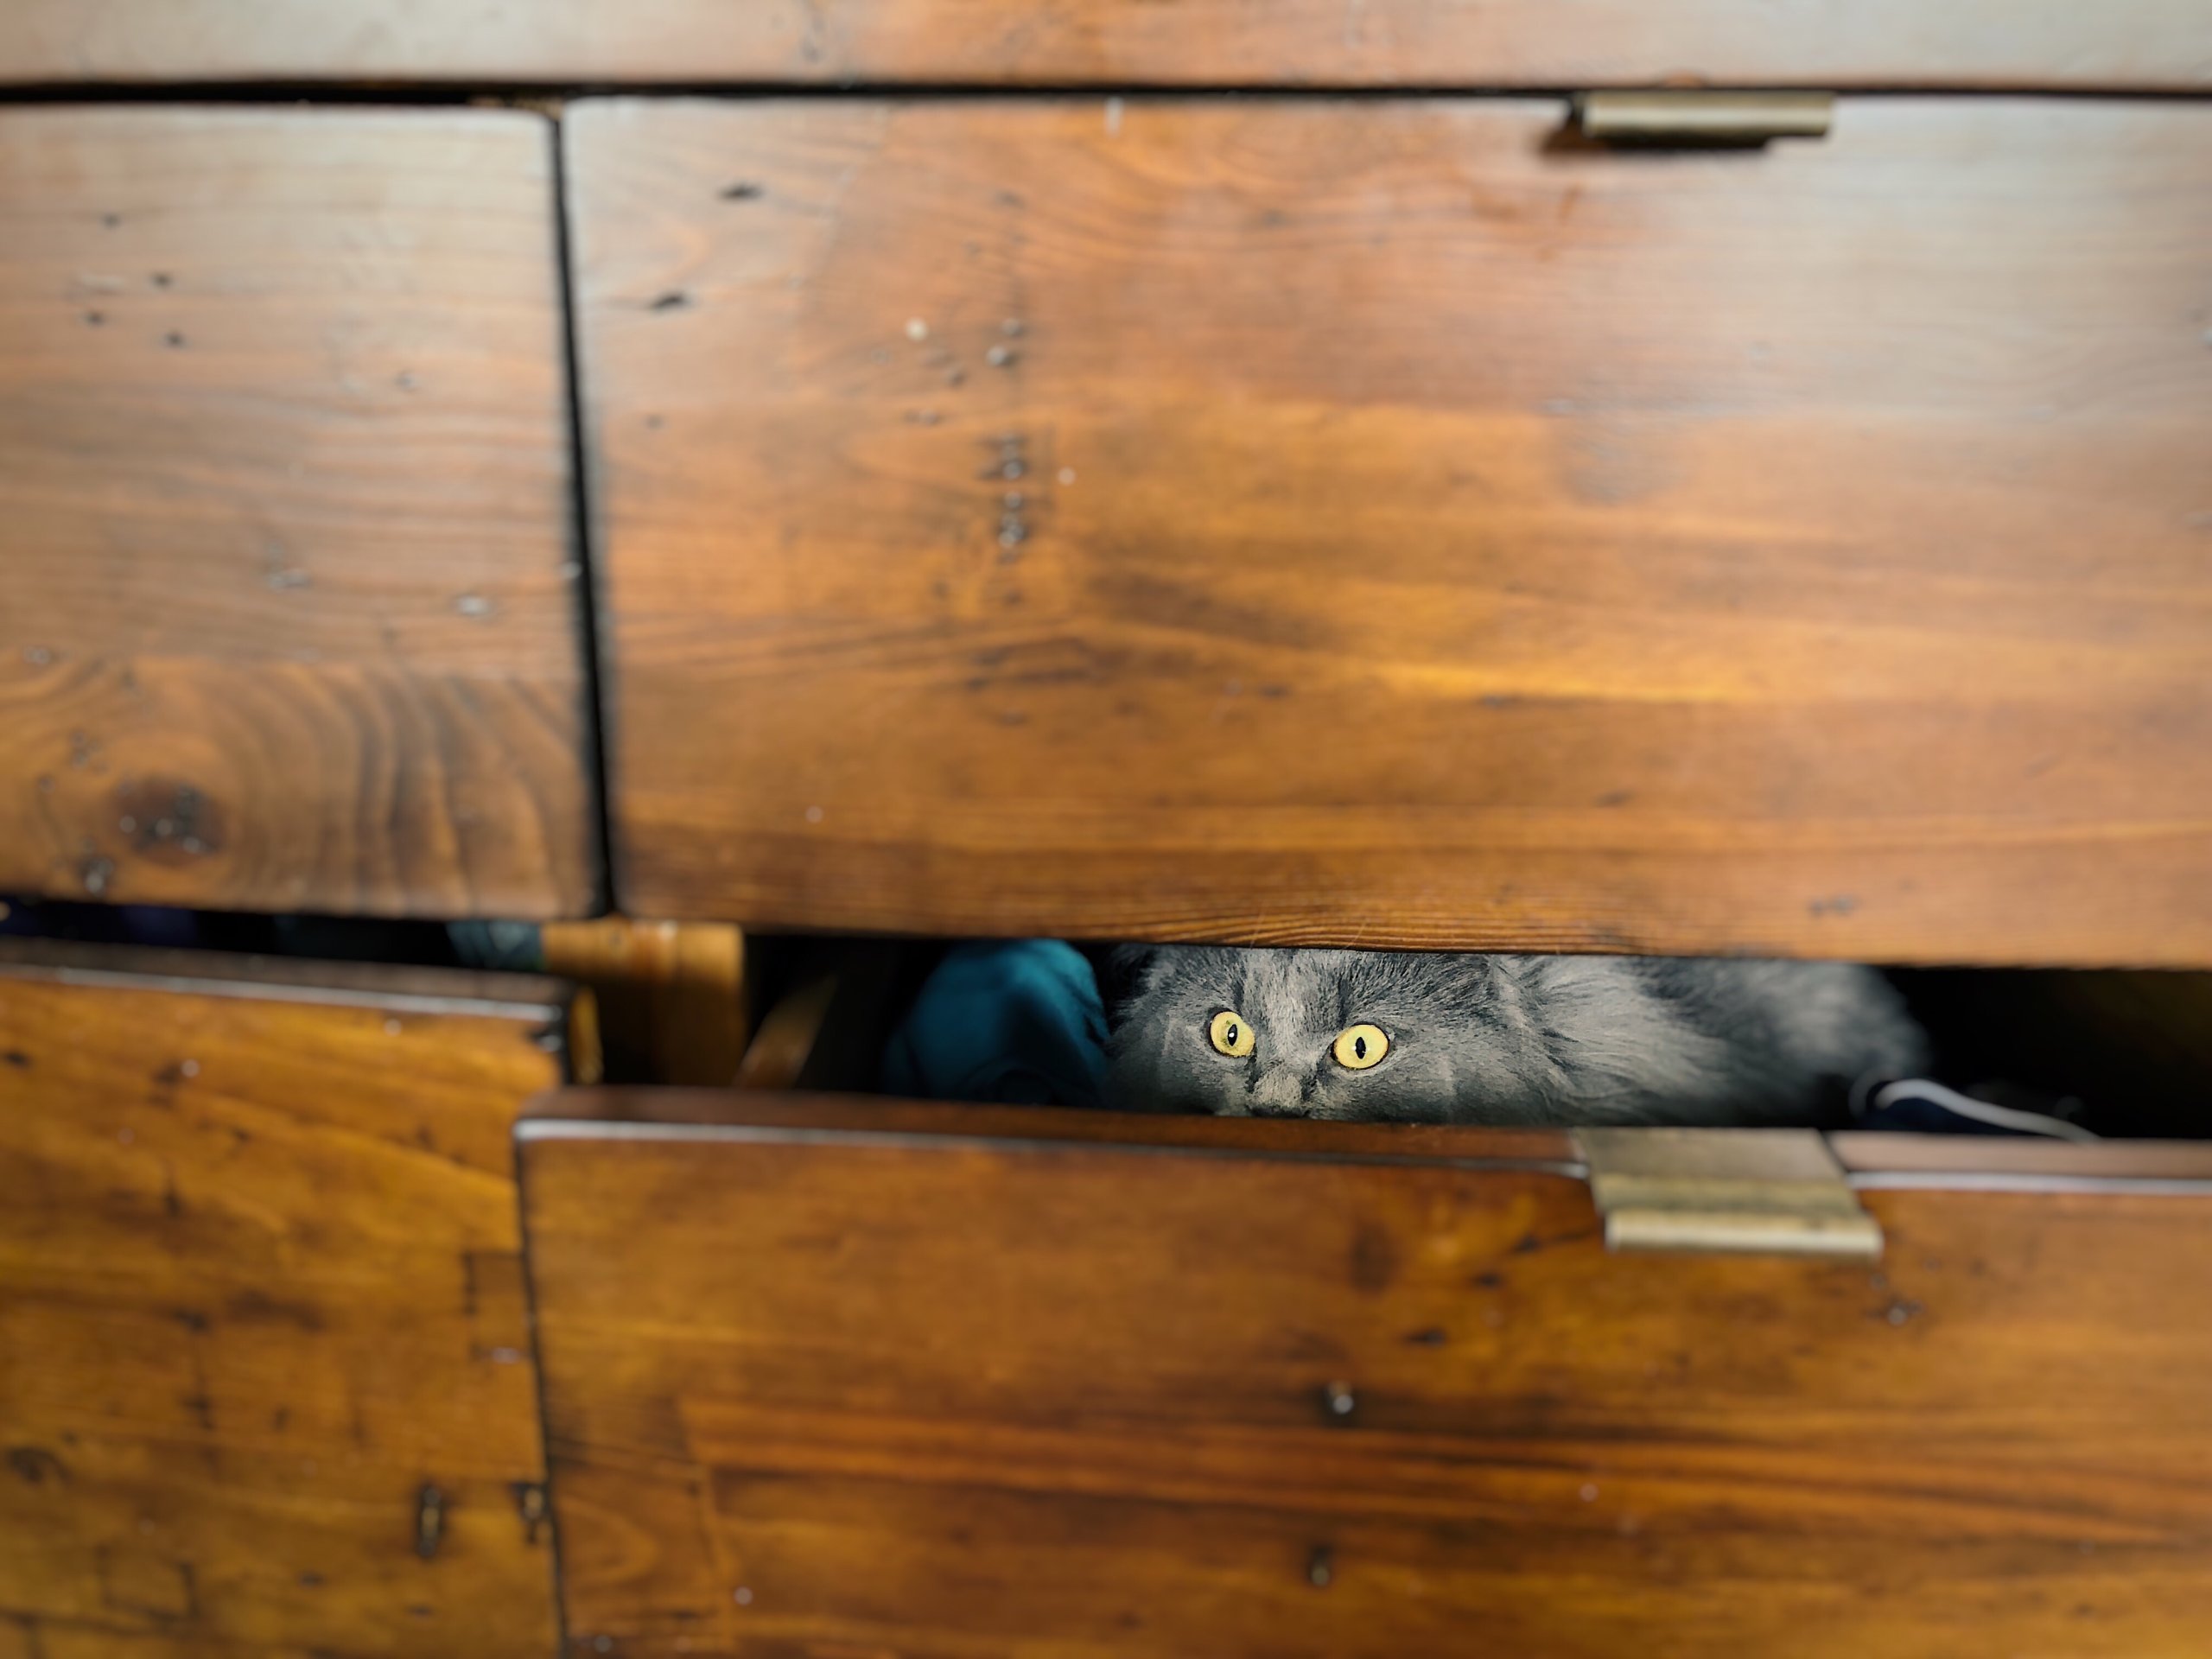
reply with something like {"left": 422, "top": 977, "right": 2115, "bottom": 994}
{"left": 1106, "top": 945, "right": 1556, "bottom": 1123}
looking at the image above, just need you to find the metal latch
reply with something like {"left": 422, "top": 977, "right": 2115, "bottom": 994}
{"left": 1574, "top": 91, "right": 1834, "bottom": 147}
{"left": 1575, "top": 1128, "right": 1880, "bottom": 1260}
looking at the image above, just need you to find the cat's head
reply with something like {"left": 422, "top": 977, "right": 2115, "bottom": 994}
{"left": 1105, "top": 944, "right": 1558, "bottom": 1123}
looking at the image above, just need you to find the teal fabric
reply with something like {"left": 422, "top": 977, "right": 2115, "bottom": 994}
{"left": 881, "top": 940, "right": 1109, "bottom": 1109}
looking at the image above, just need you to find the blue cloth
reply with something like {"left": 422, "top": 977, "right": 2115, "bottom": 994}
{"left": 882, "top": 940, "right": 1109, "bottom": 1109}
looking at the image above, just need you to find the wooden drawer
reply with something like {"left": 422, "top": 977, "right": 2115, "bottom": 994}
{"left": 570, "top": 98, "right": 2212, "bottom": 963}
{"left": 0, "top": 107, "right": 595, "bottom": 918}
{"left": 0, "top": 941, "right": 588, "bottom": 1656}
{"left": 3, "top": 2, "right": 2205, "bottom": 90}
{"left": 522, "top": 1094, "right": 2212, "bottom": 1657}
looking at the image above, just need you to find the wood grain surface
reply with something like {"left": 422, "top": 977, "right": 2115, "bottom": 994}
{"left": 3, "top": 0, "right": 2206, "bottom": 89}
{"left": 0, "top": 944, "right": 579, "bottom": 1656}
{"left": 524, "top": 1096, "right": 2212, "bottom": 1657}
{"left": 0, "top": 107, "right": 594, "bottom": 918}
{"left": 573, "top": 98, "right": 2212, "bottom": 962}
{"left": 525, "top": 1086, "right": 1582, "bottom": 1165}
{"left": 541, "top": 916, "right": 749, "bottom": 1084}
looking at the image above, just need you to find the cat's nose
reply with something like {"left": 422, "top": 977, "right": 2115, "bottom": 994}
{"left": 1247, "top": 1066, "right": 1309, "bottom": 1117}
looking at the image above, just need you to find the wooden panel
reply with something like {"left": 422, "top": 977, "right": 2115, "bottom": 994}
{"left": 2, "top": 0, "right": 2206, "bottom": 89}
{"left": 733, "top": 942, "right": 924, "bottom": 1093}
{"left": 1834, "top": 1133, "right": 2212, "bottom": 1183}
{"left": 541, "top": 916, "right": 749, "bottom": 1085}
{"left": 0, "top": 942, "right": 577, "bottom": 1656}
{"left": 0, "top": 107, "right": 593, "bottom": 918}
{"left": 575, "top": 98, "right": 2212, "bottom": 962}
{"left": 524, "top": 1095, "right": 2212, "bottom": 1657}
{"left": 524, "top": 1086, "right": 1580, "bottom": 1162}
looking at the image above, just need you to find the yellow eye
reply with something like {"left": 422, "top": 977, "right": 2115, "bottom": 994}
{"left": 1208, "top": 1010, "right": 1256, "bottom": 1058}
{"left": 1332, "top": 1024, "right": 1389, "bottom": 1070}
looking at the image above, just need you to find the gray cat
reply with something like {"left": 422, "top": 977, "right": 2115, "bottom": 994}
{"left": 1107, "top": 947, "right": 1929, "bottom": 1127}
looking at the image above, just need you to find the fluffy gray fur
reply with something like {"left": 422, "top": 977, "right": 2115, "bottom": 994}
{"left": 1108, "top": 948, "right": 1929, "bottom": 1127}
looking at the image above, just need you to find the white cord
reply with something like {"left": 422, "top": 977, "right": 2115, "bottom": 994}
{"left": 1862, "top": 1076, "right": 2100, "bottom": 1143}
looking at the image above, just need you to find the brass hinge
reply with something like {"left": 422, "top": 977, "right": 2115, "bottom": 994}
{"left": 1575, "top": 1128, "right": 1881, "bottom": 1260}
{"left": 1574, "top": 91, "right": 1834, "bottom": 147}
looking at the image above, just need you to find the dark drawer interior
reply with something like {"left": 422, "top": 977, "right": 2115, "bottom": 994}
{"left": 729, "top": 932, "right": 2212, "bottom": 1140}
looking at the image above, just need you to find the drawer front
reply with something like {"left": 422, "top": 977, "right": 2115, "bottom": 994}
{"left": 0, "top": 944, "right": 578, "bottom": 1657}
{"left": 0, "top": 108, "right": 594, "bottom": 918}
{"left": 523, "top": 1098, "right": 2212, "bottom": 1657}
{"left": 3, "top": 2, "right": 2205, "bottom": 89}
{"left": 573, "top": 99, "right": 2212, "bottom": 963}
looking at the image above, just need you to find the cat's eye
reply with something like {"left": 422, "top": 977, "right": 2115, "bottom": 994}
{"left": 1332, "top": 1024, "right": 1389, "bottom": 1070}
{"left": 1208, "top": 1010, "right": 1256, "bottom": 1058}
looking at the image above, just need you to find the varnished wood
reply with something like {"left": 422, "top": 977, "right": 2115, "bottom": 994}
{"left": 730, "top": 941, "right": 925, "bottom": 1094}
{"left": 0, "top": 937, "right": 595, "bottom": 1020}
{"left": 730, "top": 973, "right": 839, "bottom": 1091}
{"left": 575, "top": 98, "right": 2212, "bottom": 963}
{"left": 1833, "top": 1133, "right": 2212, "bottom": 1184}
{"left": 1, "top": 1, "right": 2204, "bottom": 89}
{"left": 0, "top": 107, "right": 594, "bottom": 918}
{"left": 524, "top": 1096, "right": 2212, "bottom": 1656}
{"left": 0, "top": 944, "right": 579, "bottom": 1656}
{"left": 541, "top": 917, "right": 747, "bottom": 1084}
{"left": 526, "top": 1088, "right": 1581, "bottom": 1164}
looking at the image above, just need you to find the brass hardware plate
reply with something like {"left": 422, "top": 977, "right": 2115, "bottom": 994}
{"left": 1575, "top": 1128, "right": 1882, "bottom": 1260}
{"left": 1576, "top": 91, "right": 1834, "bottom": 146}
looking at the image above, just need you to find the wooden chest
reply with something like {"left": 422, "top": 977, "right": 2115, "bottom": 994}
{"left": 3, "top": 6, "right": 2210, "bottom": 1655}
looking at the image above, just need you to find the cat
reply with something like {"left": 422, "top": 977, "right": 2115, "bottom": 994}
{"left": 1106, "top": 946, "right": 1929, "bottom": 1127}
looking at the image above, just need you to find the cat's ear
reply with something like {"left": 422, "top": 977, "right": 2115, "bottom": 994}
{"left": 1102, "top": 944, "right": 1165, "bottom": 1012}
